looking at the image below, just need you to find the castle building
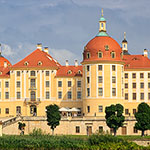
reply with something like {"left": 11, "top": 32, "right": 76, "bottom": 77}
{"left": 1, "top": 10, "right": 150, "bottom": 135}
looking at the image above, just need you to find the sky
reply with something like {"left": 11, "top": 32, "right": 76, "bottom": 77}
{"left": 0, "top": 0, "right": 150, "bottom": 65}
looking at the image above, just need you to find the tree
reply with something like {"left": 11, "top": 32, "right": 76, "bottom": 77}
{"left": 46, "top": 104, "right": 61, "bottom": 135}
{"left": 18, "top": 122, "right": 26, "bottom": 135}
{"left": 134, "top": 102, "right": 150, "bottom": 136}
{"left": 105, "top": 104, "right": 125, "bottom": 136}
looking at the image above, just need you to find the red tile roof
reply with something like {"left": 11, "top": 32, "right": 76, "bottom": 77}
{"left": 83, "top": 36, "right": 122, "bottom": 62}
{"left": 123, "top": 55, "right": 150, "bottom": 69}
{"left": 56, "top": 66, "right": 82, "bottom": 77}
{"left": 12, "top": 49, "right": 61, "bottom": 69}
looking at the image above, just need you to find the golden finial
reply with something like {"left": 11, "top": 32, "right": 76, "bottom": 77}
{"left": 101, "top": 8, "right": 103, "bottom": 17}
{"left": 124, "top": 32, "right": 126, "bottom": 39}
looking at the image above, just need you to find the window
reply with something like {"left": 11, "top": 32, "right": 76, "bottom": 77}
{"left": 105, "top": 45, "right": 109, "bottom": 51}
{"left": 140, "top": 73, "right": 144, "bottom": 78}
{"left": 68, "top": 81, "right": 72, "bottom": 87}
{"left": 111, "top": 52, "right": 115, "bottom": 58}
{"left": 140, "top": 83, "right": 144, "bottom": 88}
{"left": 125, "top": 73, "right": 128, "bottom": 79}
{"left": 0, "top": 92, "right": 1, "bottom": 99}
{"left": 133, "top": 109, "right": 136, "bottom": 115}
{"left": 87, "top": 88, "right": 90, "bottom": 97}
{"left": 17, "top": 71, "right": 20, "bottom": 76}
{"left": 112, "top": 88, "right": 116, "bottom": 96}
{"left": 112, "top": 65, "right": 116, "bottom": 71}
{"left": 87, "top": 106, "right": 90, "bottom": 113}
{"left": 148, "top": 83, "right": 150, "bottom": 88}
{"left": 46, "top": 81, "right": 50, "bottom": 87}
{"left": 87, "top": 52, "right": 90, "bottom": 59}
{"left": 133, "top": 93, "right": 136, "bottom": 100}
{"left": 98, "top": 65, "right": 102, "bottom": 71}
{"left": 132, "top": 83, "right": 136, "bottom": 88}
{"left": 77, "top": 91, "right": 81, "bottom": 99}
{"left": 125, "top": 109, "right": 129, "bottom": 115}
{"left": 67, "top": 91, "right": 72, "bottom": 99}
{"left": 132, "top": 73, "right": 136, "bottom": 79}
{"left": 58, "top": 81, "right": 62, "bottom": 87}
{"left": 31, "top": 79, "right": 35, "bottom": 88}
{"left": 112, "top": 76, "right": 116, "bottom": 83}
{"left": 125, "top": 93, "right": 128, "bottom": 100}
{"left": 148, "top": 73, "right": 150, "bottom": 78}
{"left": 87, "top": 77, "right": 90, "bottom": 84}
{"left": 125, "top": 83, "right": 128, "bottom": 89}
{"left": 148, "top": 93, "right": 150, "bottom": 100}
{"left": 46, "top": 71, "right": 49, "bottom": 76}
{"left": 0, "top": 108, "right": 1, "bottom": 114}
{"left": 140, "top": 93, "right": 144, "bottom": 100}
{"left": 98, "top": 88, "right": 103, "bottom": 96}
{"left": 17, "top": 92, "right": 21, "bottom": 99}
{"left": 98, "top": 52, "right": 103, "bottom": 58}
{"left": 99, "top": 126, "right": 103, "bottom": 133}
{"left": 30, "top": 71, "right": 35, "bottom": 76}
{"left": 98, "top": 76, "right": 103, "bottom": 83}
{"left": 17, "top": 81, "right": 21, "bottom": 88}
{"left": 76, "top": 126, "right": 80, "bottom": 133}
{"left": 133, "top": 127, "right": 138, "bottom": 133}
{"left": 98, "top": 105, "right": 103, "bottom": 112}
{"left": 5, "top": 81, "right": 9, "bottom": 88}
{"left": 46, "top": 91, "right": 50, "bottom": 99}
{"left": 77, "top": 81, "right": 81, "bottom": 88}
{"left": 5, "top": 108, "right": 9, "bottom": 114}
{"left": 16, "top": 106, "right": 21, "bottom": 114}
{"left": 5, "top": 92, "right": 9, "bottom": 99}
{"left": 87, "top": 65, "right": 90, "bottom": 71}
{"left": 58, "top": 91, "right": 62, "bottom": 99}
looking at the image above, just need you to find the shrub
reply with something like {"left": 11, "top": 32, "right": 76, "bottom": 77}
{"left": 29, "top": 128, "right": 46, "bottom": 136}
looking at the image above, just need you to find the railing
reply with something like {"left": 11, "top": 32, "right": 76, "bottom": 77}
{"left": 24, "top": 98, "right": 41, "bottom": 105}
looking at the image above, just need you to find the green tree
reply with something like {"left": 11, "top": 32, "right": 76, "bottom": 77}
{"left": 105, "top": 104, "right": 125, "bottom": 136}
{"left": 18, "top": 122, "right": 26, "bottom": 135}
{"left": 46, "top": 104, "right": 61, "bottom": 135}
{"left": 134, "top": 102, "right": 150, "bottom": 136}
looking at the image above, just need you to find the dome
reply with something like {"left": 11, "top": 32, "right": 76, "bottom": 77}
{"left": 0, "top": 54, "right": 12, "bottom": 67}
{"left": 83, "top": 36, "right": 122, "bottom": 62}
{"left": 99, "top": 16, "right": 106, "bottom": 22}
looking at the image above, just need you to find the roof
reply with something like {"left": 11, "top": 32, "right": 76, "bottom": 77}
{"left": 99, "top": 16, "right": 106, "bottom": 22}
{"left": 56, "top": 66, "right": 82, "bottom": 77}
{"left": 12, "top": 49, "right": 61, "bottom": 69}
{"left": 123, "top": 55, "right": 150, "bottom": 69}
{"left": 97, "top": 31, "right": 109, "bottom": 37}
{"left": 83, "top": 36, "right": 122, "bottom": 62}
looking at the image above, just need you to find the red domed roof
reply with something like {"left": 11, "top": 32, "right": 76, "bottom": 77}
{"left": 83, "top": 36, "right": 123, "bottom": 62}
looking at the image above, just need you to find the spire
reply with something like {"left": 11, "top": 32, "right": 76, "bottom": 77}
{"left": 97, "top": 9, "right": 108, "bottom": 37}
{"left": 122, "top": 32, "right": 128, "bottom": 54}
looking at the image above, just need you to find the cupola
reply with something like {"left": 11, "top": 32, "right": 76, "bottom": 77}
{"left": 122, "top": 32, "right": 129, "bottom": 55}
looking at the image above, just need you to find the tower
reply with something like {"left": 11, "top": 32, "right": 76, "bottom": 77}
{"left": 122, "top": 32, "right": 128, "bottom": 54}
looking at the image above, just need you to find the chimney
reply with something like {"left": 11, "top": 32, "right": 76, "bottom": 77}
{"left": 144, "top": 49, "right": 148, "bottom": 57}
{"left": 4, "top": 61, "right": 7, "bottom": 68}
{"left": 75, "top": 60, "right": 78, "bottom": 67}
{"left": 66, "top": 60, "right": 69, "bottom": 67}
{"left": 44, "top": 47, "right": 49, "bottom": 54}
{"left": 36, "top": 43, "right": 42, "bottom": 51}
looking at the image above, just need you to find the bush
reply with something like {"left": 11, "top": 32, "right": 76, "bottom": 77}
{"left": 29, "top": 128, "right": 46, "bottom": 136}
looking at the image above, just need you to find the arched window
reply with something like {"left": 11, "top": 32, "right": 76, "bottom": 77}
{"left": 111, "top": 52, "right": 115, "bottom": 58}
{"left": 38, "top": 61, "right": 42, "bottom": 66}
{"left": 24, "top": 61, "right": 28, "bottom": 66}
{"left": 124, "top": 44, "right": 126, "bottom": 48}
{"left": 68, "top": 70, "right": 72, "bottom": 74}
{"left": 98, "top": 51, "right": 103, "bottom": 58}
{"left": 101, "top": 23, "right": 103, "bottom": 28}
{"left": 87, "top": 52, "right": 90, "bottom": 59}
{"left": 30, "top": 71, "right": 35, "bottom": 76}
{"left": 16, "top": 106, "right": 21, "bottom": 114}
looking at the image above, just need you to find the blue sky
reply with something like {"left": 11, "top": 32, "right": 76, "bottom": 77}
{"left": 0, "top": 0, "right": 150, "bottom": 65}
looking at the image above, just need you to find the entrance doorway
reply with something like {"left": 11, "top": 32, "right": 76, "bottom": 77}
{"left": 30, "top": 105, "right": 37, "bottom": 116}
{"left": 87, "top": 126, "right": 92, "bottom": 136}
{"left": 122, "top": 126, "right": 127, "bottom": 135}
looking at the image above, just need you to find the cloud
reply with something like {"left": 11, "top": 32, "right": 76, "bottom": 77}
{"left": 50, "top": 48, "right": 79, "bottom": 65}
{"left": 1, "top": 43, "right": 14, "bottom": 56}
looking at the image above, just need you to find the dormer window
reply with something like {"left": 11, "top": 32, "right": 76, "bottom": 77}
{"left": 24, "top": 61, "right": 29, "bottom": 66}
{"left": 105, "top": 45, "right": 109, "bottom": 51}
{"left": 87, "top": 52, "right": 90, "bottom": 59}
{"left": 98, "top": 51, "right": 103, "bottom": 58}
{"left": 68, "top": 70, "right": 72, "bottom": 74}
{"left": 0, "top": 72, "right": 2, "bottom": 75}
{"left": 38, "top": 61, "right": 42, "bottom": 66}
{"left": 78, "top": 70, "right": 81, "bottom": 74}
{"left": 111, "top": 52, "right": 115, "bottom": 58}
